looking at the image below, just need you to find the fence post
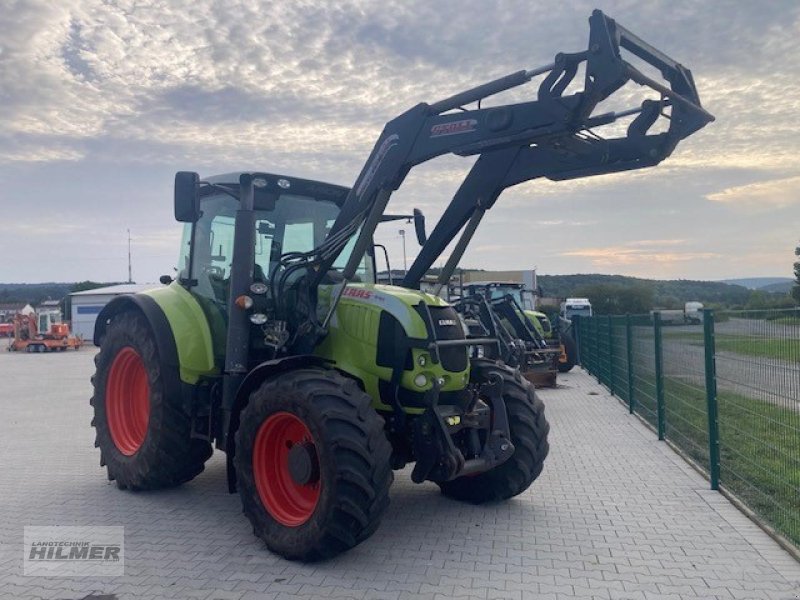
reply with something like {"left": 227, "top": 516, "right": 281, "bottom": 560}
{"left": 607, "top": 315, "right": 614, "bottom": 394}
{"left": 593, "top": 317, "right": 601, "bottom": 383}
{"left": 626, "top": 314, "right": 635, "bottom": 414}
{"left": 653, "top": 311, "right": 666, "bottom": 441}
{"left": 703, "top": 309, "right": 720, "bottom": 490}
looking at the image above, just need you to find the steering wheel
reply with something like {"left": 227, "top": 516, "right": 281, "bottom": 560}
{"left": 204, "top": 265, "right": 225, "bottom": 278}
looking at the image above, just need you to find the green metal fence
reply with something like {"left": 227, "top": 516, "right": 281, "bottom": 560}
{"left": 575, "top": 307, "right": 800, "bottom": 549}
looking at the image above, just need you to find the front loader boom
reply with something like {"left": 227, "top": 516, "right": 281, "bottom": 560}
{"left": 276, "top": 10, "right": 712, "bottom": 349}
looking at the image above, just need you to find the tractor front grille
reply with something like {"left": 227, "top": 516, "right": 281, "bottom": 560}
{"left": 423, "top": 306, "right": 468, "bottom": 373}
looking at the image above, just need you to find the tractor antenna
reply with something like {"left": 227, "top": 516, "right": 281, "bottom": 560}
{"left": 127, "top": 229, "right": 133, "bottom": 284}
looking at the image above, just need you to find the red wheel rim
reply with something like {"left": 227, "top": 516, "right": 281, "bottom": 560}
{"left": 106, "top": 347, "right": 150, "bottom": 456}
{"left": 253, "top": 412, "right": 321, "bottom": 527}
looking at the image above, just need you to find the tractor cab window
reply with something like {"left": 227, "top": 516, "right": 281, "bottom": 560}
{"left": 251, "top": 198, "right": 371, "bottom": 286}
{"left": 328, "top": 220, "right": 369, "bottom": 280}
{"left": 179, "top": 192, "right": 373, "bottom": 307}
{"left": 520, "top": 290, "right": 535, "bottom": 311}
{"left": 488, "top": 286, "right": 524, "bottom": 307}
{"left": 178, "top": 195, "right": 238, "bottom": 304}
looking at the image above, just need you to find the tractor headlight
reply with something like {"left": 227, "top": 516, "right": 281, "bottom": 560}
{"left": 417, "top": 354, "right": 427, "bottom": 367}
{"left": 413, "top": 374, "right": 427, "bottom": 388}
{"left": 250, "top": 282, "right": 268, "bottom": 295}
{"left": 249, "top": 313, "right": 268, "bottom": 325}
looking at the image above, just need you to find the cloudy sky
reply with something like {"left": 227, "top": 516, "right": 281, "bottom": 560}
{"left": 1, "top": 0, "right": 798, "bottom": 284}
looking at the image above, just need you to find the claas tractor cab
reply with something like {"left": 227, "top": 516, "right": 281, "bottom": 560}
{"left": 90, "top": 10, "right": 712, "bottom": 561}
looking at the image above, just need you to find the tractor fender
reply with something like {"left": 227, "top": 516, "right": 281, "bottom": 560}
{"left": 97, "top": 285, "right": 217, "bottom": 386}
{"left": 227, "top": 354, "right": 331, "bottom": 444}
{"left": 93, "top": 294, "right": 185, "bottom": 420}
{"left": 224, "top": 354, "right": 331, "bottom": 492}
{"left": 93, "top": 295, "right": 180, "bottom": 371}
{"left": 234, "top": 355, "right": 330, "bottom": 408}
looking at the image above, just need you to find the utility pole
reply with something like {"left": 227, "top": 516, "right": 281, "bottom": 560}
{"left": 399, "top": 229, "right": 407, "bottom": 276}
{"left": 127, "top": 229, "right": 133, "bottom": 284}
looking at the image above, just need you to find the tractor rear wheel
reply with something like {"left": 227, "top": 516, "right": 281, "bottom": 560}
{"left": 235, "top": 368, "right": 393, "bottom": 561}
{"left": 90, "top": 311, "right": 212, "bottom": 490}
{"left": 439, "top": 359, "right": 549, "bottom": 504}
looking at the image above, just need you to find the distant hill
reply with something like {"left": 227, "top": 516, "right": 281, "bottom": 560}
{"left": 0, "top": 282, "right": 122, "bottom": 306}
{"left": 3, "top": 274, "right": 794, "bottom": 311}
{"left": 0, "top": 283, "right": 73, "bottom": 305}
{"left": 535, "top": 274, "right": 753, "bottom": 307}
{"left": 760, "top": 280, "right": 795, "bottom": 294}
{"left": 721, "top": 277, "right": 794, "bottom": 290}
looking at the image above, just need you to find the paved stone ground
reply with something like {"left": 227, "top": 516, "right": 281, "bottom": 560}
{"left": 0, "top": 348, "right": 798, "bottom": 600}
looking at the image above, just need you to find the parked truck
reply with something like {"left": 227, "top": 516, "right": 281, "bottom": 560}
{"left": 654, "top": 301, "right": 704, "bottom": 325}
{"left": 560, "top": 298, "right": 593, "bottom": 320}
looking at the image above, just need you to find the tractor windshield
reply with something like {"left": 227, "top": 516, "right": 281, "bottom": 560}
{"left": 178, "top": 193, "right": 373, "bottom": 305}
{"left": 488, "top": 285, "right": 527, "bottom": 308}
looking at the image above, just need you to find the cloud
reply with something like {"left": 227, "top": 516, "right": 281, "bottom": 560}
{"left": 4, "top": 0, "right": 793, "bottom": 173}
{"left": 532, "top": 219, "right": 597, "bottom": 227}
{"left": 706, "top": 176, "right": 800, "bottom": 209}
{"left": 624, "top": 239, "right": 687, "bottom": 247}
{"left": 0, "top": 1, "right": 798, "bottom": 282}
{"left": 0, "top": 143, "right": 84, "bottom": 163}
{"left": 562, "top": 240, "right": 719, "bottom": 267}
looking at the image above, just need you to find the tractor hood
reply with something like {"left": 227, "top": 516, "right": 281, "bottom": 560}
{"left": 322, "top": 283, "right": 450, "bottom": 340}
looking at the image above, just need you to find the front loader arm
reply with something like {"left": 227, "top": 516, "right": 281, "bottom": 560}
{"left": 402, "top": 12, "right": 714, "bottom": 290}
{"left": 403, "top": 118, "right": 685, "bottom": 291}
{"left": 290, "top": 9, "right": 713, "bottom": 347}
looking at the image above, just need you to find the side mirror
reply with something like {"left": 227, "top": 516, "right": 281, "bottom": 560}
{"left": 174, "top": 171, "right": 201, "bottom": 222}
{"left": 413, "top": 208, "right": 426, "bottom": 245}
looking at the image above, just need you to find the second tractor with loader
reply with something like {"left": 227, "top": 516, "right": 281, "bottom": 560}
{"left": 451, "top": 280, "right": 563, "bottom": 387}
{"left": 89, "top": 10, "right": 712, "bottom": 561}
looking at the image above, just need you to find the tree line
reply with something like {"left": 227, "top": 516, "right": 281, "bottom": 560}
{"left": 535, "top": 274, "right": 797, "bottom": 315}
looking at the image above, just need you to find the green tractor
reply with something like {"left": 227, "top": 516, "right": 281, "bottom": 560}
{"left": 90, "top": 10, "right": 712, "bottom": 561}
{"left": 453, "top": 280, "right": 563, "bottom": 387}
{"left": 459, "top": 281, "right": 578, "bottom": 375}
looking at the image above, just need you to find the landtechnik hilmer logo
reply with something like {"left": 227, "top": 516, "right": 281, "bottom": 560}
{"left": 24, "top": 526, "right": 124, "bottom": 576}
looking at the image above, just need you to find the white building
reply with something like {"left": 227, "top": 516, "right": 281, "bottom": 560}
{"left": 0, "top": 303, "right": 34, "bottom": 322}
{"left": 70, "top": 284, "right": 161, "bottom": 340}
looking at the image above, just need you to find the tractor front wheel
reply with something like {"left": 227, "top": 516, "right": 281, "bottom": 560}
{"left": 439, "top": 359, "right": 549, "bottom": 503}
{"left": 235, "top": 368, "right": 393, "bottom": 561}
{"left": 91, "top": 311, "right": 212, "bottom": 490}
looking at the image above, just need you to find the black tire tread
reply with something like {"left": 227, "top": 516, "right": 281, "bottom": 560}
{"left": 234, "top": 368, "right": 392, "bottom": 561}
{"left": 558, "top": 332, "right": 577, "bottom": 373}
{"left": 90, "top": 311, "right": 212, "bottom": 490}
{"left": 439, "top": 359, "right": 549, "bottom": 503}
